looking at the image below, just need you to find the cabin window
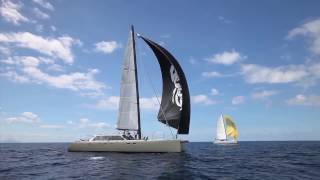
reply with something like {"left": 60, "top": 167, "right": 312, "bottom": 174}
{"left": 92, "top": 136, "right": 123, "bottom": 141}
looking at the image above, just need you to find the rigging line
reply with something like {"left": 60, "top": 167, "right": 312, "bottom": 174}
{"left": 136, "top": 37, "right": 175, "bottom": 139}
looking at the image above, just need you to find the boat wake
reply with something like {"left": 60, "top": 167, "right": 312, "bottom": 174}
{"left": 89, "top": 156, "right": 105, "bottom": 160}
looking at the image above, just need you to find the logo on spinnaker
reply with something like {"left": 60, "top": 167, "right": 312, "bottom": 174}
{"left": 170, "top": 65, "right": 182, "bottom": 110}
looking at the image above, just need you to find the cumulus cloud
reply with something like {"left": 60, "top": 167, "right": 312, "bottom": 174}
{"left": 47, "top": 64, "right": 64, "bottom": 72}
{"left": 241, "top": 64, "right": 308, "bottom": 84}
{"left": 201, "top": 71, "right": 222, "bottom": 78}
{"left": 287, "top": 18, "right": 320, "bottom": 55}
{"left": 6, "top": 112, "right": 40, "bottom": 124}
{"left": 2, "top": 56, "right": 41, "bottom": 66}
{"left": 206, "top": 50, "right": 246, "bottom": 65}
{"left": 252, "top": 90, "right": 278, "bottom": 100}
{"left": 140, "top": 97, "right": 161, "bottom": 110}
{"left": 191, "top": 94, "right": 216, "bottom": 105}
{"left": 286, "top": 94, "right": 320, "bottom": 107}
{"left": 23, "top": 68, "right": 105, "bottom": 92}
{"left": 211, "top": 88, "right": 219, "bottom": 96}
{"left": 1, "top": 56, "right": 107, "bottom": 95}
{"left": 40, "top": 124, "right": 64, "bottom": 129}
{"left": 92, "top": 96, "right": 120, "bottom": 110}
{"left": 0, "top": 0, "right": 29, "bottom": 25}
{"left": 0, "top": 45, "right": 10, "bottom": 55}
{"left": 32, "top": 0, "right": 54, "bottom": 11}
{"left": 77, "top": 118, "right": 110, "bottom": 129}
{"left": 33, "top": 7, "right": 49, "bottom": 19}
{"left": 94, "top": 41, "right": 121, "bottom": 54}
{"left": 1, "top": 71, "right": 30, "bottom": 83}
{"left": 0, "top": 32, "right": 80, "bottom": 64}
{"left": 232, "top": 96, "right": 245, "bottom": 105}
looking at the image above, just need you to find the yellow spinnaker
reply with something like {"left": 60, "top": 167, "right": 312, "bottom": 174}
{"left": 224, "top": 115, "right": 238, "bottom": 139}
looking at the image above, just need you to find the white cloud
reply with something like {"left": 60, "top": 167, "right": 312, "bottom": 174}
{"left": 23, "top": 67, "right": 105, "bottom": 92}
{"left": 211, "top": 88, "right": 219, "bottom": 96}
{"left": 2, "top": 56, "right": 40, "bottom": 66}
{"left": 21, "top": 112, "right": 38, "bottom": 120}
{"left": 201, "top": 71, "right": 222, "bottom": 78}
{"left": 232, "top": 96, "right": 245, "bottom": 105}
{"left": 93, "top": 96, "right": 119, "bottom": 110}
{"left": 1, "top": 71, "right": 30, "bottom": 83}
{"left": 94, "top": 41, "right": 121, "bottom": 54}
{"left": 91, "top": 96, "right": 160, "bottom": 110}
{"left": 252, "top": 90, "right": 278, "bottom": 100}
{"left": 1, "top": 56, "right": 107, "bottom": 95}
{"left": 77, "top": 118, "right": 109, "bottom": 129}
{"left": 286, "top": 94, "right": 320, "bottom": 107}
{"left": 241, "top": 64, "right": 308, "bottom": 84}
{"left": 0, "top": 45, "right": 10, "bottom": 55}
{"left": 33, "top": 7, "right": 49, "bottom": 19}
{"left": 32, "top": 0, "right": 54, "bottom": 11}
{"left": 206, "top": 50, "right": 245, "bottom": 65}
{"left": 40, "top": 124, "right": 64, "bottom": 129}
{"left": 0, "top": 0, "right": 29, "bottom": 25}
{"left": 47, "top": 64, "right": 64, "bottom": 72}
{"left": 191, "top": 94, "right": 216, "bottom": 105}
{"left": 140, "top": 97, "right": 160, "bottom": 110}
{"left": 287, "top": 18, "right": 320, "bottom": 55}
{"left": 6, "top": 112, "right": 40, "bottom": 124}
{"left": 0, "top": 32, "right": 80, "bottom": 64}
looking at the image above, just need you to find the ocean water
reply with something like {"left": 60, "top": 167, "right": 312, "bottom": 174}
{"left": 0, "top": 142, "right": 320, "bottom": 179}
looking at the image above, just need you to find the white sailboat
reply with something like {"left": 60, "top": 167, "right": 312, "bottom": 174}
{"left": 68, "top": 25, "right": 191, "bottom": 153}
{"left": 214, "top": 114, "right": 238, "bottom": 144}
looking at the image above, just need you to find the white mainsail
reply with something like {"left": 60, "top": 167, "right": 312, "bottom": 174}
{"left": 216, "top": 114, "right": 227, "bottom": 140}
{"left": 116, "top": 30, "right": 139, "bottom": 130}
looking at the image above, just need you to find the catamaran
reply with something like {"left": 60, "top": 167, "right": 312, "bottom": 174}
{"left": 68, "top": 25, "right": 190, "bottom": 152}
{"left": 214, "top": 114, "right": 238, "bottom": 144}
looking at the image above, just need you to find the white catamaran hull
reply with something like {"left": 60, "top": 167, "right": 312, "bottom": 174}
{"left": 214, "top": 139, "right": 237, "bottom": 144}
{"left": 68, "top": 139, "right": 185, "bottom": 153}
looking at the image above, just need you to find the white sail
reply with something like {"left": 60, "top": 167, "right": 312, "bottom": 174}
{"left": 116, "top": 30, "right": 139, "bottom": 130}
{"left": 216, "top": 114, "right": 227, "bottom": 140}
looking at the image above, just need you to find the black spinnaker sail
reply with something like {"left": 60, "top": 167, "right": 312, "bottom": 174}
{"left": 140, "top": 36, "right": 190, "bottom": 134}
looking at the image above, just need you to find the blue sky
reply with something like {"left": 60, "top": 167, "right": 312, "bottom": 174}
{"left": 0, "top": 0, "right": 320, "bottom": 142}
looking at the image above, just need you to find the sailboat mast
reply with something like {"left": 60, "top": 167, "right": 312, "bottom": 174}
{"left": 131, "top": 25, "right": 142, "bottom": 139}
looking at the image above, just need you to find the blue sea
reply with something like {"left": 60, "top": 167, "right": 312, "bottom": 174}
{"left": 1, "top": 142, "right": 320, "bottom": 179}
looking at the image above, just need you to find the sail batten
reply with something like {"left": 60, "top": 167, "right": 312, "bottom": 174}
{"left": 140, "top": 36, "right": 190, "bottom": 134}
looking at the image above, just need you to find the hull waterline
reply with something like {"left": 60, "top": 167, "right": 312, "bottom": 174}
{"left": 214, "top": 139, "right": 238, "bottom": 144}
{"left": 68, "top": 139, "right": 185, "bottom": 153}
